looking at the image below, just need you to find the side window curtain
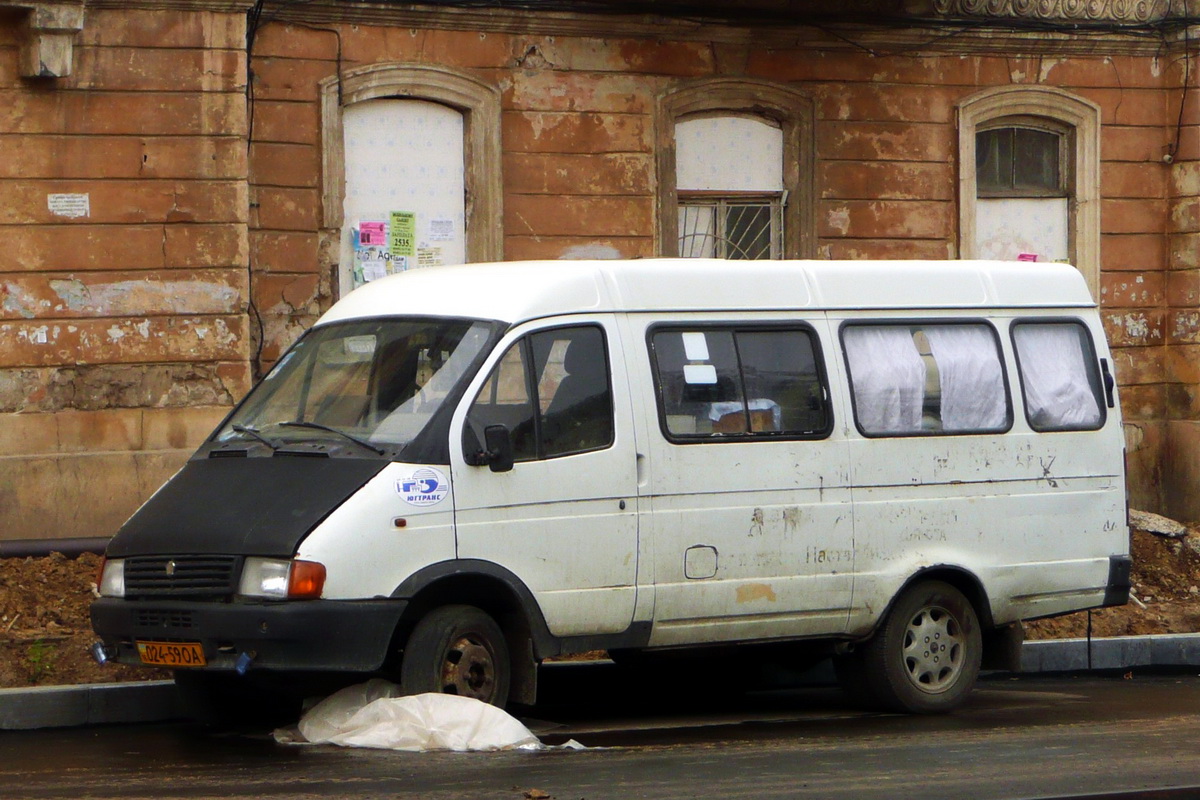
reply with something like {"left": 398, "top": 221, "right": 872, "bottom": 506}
{"left": 464, "top": 325, "right": 615, "bottom": 463}
{"left": 843, "top": 326, "right": 926, "bottom": 435}
{"left": 651, "top": 327, "right": 829, "bottom": 441}
{"left": 843, "top": 323, "right": 1010, "bottom": 437}
{"left": 1012, "top": 322, "right": 1104, "bottom": 431}
{"left": 922, "top": 325, "right": 1009, "bottom": 432}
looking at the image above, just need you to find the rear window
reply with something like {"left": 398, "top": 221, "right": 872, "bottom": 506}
{"left": 1012, "top": 321, "right": 1105, "bottom": 431}
{"left": 649, "top": 326, "right": 831, "bottom": 441}
{"left": 842, "top": 322, "right": 1010, "bottom": 437}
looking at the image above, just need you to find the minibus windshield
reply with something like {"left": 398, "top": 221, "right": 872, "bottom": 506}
{"left": 216, "top": 317, "right": 495, "bottom": 454}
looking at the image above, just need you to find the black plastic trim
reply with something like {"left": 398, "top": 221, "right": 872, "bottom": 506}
{"left": 1103, "top": 554, "right": 1133, "bottom": 607}
{"left": 391, "top": 559, "right": 651, "bottom": 659}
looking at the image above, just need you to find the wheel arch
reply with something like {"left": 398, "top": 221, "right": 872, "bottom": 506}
{"left": 879, "top": 565, "right": 1021, "bottom": 672}
{"left": 888, "top": 565, "right": 996, "bottom": 632}
{"left": 388, "top": 559, "right": 554, "bottom": 705}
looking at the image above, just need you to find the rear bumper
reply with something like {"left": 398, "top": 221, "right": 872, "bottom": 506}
{"left": 1102, "top": 554, "right": 1132, "bottom": 607}
{"left": 90, "top": 597, "right": 407, "bottom": 674}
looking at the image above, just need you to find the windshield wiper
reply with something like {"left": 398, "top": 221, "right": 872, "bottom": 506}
{"left": 277, "top": 421, "right": 386, "bottom": 455}
{"left": 230, "top": 424, "right": 278, "bottom": 451}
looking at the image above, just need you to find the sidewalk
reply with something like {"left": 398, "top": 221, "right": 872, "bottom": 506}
{"left": 3, "top": 633, "right": 1199, "bottom": 730}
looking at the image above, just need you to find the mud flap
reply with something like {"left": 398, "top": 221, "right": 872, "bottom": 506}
{"left": 981, "top": 623, "right": 1025, "bottom": 671}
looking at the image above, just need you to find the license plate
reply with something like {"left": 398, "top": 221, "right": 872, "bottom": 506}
{"left": 136, "top": 641, "right": 207, "bottom": 667}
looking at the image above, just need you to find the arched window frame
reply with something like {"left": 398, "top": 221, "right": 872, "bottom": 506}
{"left": 655, "top": 78, "right": 815, "bottom": 259}
{"left": 320, "top": 64, "right": 503, "bottom": 265}
{"left": 957, "top": 86, "right": 1101, "bottom": 299}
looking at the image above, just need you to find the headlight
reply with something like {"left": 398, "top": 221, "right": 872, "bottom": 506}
{"left": 98, "top": 558, "right": 125, "bottom": 598}
{"left": 239, "top": 557, "right": 325, "bottom": 600}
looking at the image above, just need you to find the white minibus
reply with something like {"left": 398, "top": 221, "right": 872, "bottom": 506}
{"left": 91, "top": 259, "right": 1130, "bottom": 717}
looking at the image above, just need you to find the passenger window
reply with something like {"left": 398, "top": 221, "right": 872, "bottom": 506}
{"left": 464, "top": 342, "right": 537, "bottom": 462}
{"left": 843, "top": 323, "right": 1009, "bottom": 436}
{"left": 531, "top": 327, "right": 614, "bottom": 457}
{"left": 1012, "top": 321, "right": 1104, "bottom": 431}
{"left": 650, "top": 327, "right": 829, "bottom": 440}
{"left": 464, "top": 325, "right": 614, "bottom": 462}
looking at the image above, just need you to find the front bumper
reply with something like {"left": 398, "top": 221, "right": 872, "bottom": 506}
{"left": 90, "top": 597, "right": 407, "bottom": 673}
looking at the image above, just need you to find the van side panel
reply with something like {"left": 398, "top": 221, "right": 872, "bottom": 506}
{"left": 626, "top": 313, "right": 856, "bottom": 647}
{"left": 450, "top": 314, "right": 640, "bottom": 637}
{"left": 837, "top": 310, "right": 1128, "bottom": 634}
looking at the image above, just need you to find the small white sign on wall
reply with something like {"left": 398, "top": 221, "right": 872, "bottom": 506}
{"left": 47, "top": 193, "right": 90, "bottom": 218}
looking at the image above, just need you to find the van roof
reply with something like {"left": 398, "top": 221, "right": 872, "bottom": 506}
{"left": 317, "top": 259, "right": 1095, "bottom": 327}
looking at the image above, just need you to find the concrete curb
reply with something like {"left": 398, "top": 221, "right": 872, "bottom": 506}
{"left": 1021, "top": 632, "right": 1200, "bottom": 672}
{"left": 0, "top": 680, "right": 182, "bottom": 730}
{"left": 3, "top": 634, "right": 1199, "bottom": 730}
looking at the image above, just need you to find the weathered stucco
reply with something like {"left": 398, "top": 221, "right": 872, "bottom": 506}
{"left": 0, "top": 1, "right": 1198, "bottom": 540}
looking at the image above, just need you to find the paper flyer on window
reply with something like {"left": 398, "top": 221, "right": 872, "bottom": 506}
{"left": 389, "top": 211, "right": 417, "bottom": 263}
{"left": 353, "top": 219, "right": 405, "bottom": 286}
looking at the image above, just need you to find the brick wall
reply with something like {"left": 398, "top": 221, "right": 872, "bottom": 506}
{"left": 1164, "top": 53, "right": 1200, "bottom": 520}
{"left": 2, "top": 6, "right": 1195, "bottom": 542}
{"left": 0, "top": 6, "right": 251, "bottom": 542}
{"left": 246, "top": 18, "right": 1191, "bottom": 514}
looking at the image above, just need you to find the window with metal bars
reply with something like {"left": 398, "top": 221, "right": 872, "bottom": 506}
{"left": 673, "top": 113, "right": 785, "bottom": 261}
{"left": 677, "top": 194, "right": 783, "bottom": 260}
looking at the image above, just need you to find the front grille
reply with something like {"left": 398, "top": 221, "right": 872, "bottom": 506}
{"left": 124, "top": 555, "right": 239, "bottom": 599}
{"left": 135, "top": 609, "right": 196, "bottom": 629}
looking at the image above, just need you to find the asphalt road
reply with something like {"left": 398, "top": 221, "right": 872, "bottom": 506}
{"left": 3, "top": 666, "right": 1200, "bottom": 800}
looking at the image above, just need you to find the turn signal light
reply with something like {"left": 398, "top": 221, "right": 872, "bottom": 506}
{"left": 288, "top": 560, "right": 326, "bottom": 599}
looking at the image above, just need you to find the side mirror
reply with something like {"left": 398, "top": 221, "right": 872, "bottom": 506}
{"left": 483, "top": 424, "right": 514, "bottom": 473}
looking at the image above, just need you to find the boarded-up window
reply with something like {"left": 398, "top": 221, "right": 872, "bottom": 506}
{"left": 340, "top": 99, "right": 467, "bottom": 291}
{"left": 974, "top": 124, "right": 1069, "bottom": 264}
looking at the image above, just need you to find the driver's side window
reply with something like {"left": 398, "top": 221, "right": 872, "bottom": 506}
{"left": 464, "top": 325, "right": 614, "bottom": 463}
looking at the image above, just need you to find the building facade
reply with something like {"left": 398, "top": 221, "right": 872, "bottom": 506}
{"left": 1, "top": 0, "right": 1198, "bottom": 544}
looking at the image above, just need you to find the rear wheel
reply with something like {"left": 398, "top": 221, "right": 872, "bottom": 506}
{"left": 840, "top": 582, "right": 988, "bottom": 714}
{"left": 841, "top": 580, "right": 982, "bottom": 714}
{"left": 400, "top": 605, "right": 511, "bottom": 707}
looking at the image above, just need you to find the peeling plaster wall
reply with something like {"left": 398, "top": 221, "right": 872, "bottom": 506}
{"left": 0, "top": 6, "right": 251, "bottom": 542}
{"left": 3, "top": 4, "right": 1198, "bottom": 541}
{"left": 247, "top": 14, "right": 1194, "bottom": 515}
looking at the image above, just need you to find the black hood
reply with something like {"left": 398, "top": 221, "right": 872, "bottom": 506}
{"left": 106, "top": 457, "right": 389, "bottom": 558}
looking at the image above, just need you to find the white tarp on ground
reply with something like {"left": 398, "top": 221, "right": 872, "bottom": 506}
{"left": 280, "top": 680, "right": 571, "bottom": 752}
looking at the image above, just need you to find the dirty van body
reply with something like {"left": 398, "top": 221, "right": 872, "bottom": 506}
{"left": 90, "top": 259, "right": 1130, "bottom": 717}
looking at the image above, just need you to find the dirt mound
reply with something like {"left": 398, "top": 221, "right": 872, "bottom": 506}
{"left": 1025, "top": 525, "right": 1200, "bottom": 639}
{"left": 1, "top": 521, "right": 1198, "bottom": 688}
{"left": 0, "top": 552, "right": 167, "bottom": 688}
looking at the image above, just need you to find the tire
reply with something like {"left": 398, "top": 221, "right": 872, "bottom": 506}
{"left": 400, "top": 605, "right": 511, "bottom": 707}
{"left": 857, "top": 580, "right": 982, "bottom": 714}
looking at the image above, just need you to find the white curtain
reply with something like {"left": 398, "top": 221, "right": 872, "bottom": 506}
{"left": 924, "top": 326, "right": 1008, "bottom": 432}
{"left": 844, "top": 327, "right": 925, "bottom": 434}
{"left": 1013, "top": 324, "right": 1102, "bottom": 429}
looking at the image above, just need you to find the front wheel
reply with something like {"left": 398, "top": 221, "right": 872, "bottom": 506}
{"left": 400, "top": 605, "right": 511, "bottom": 707}
{"left": 848, "top": 580, "right": 982, "bottom": 714}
